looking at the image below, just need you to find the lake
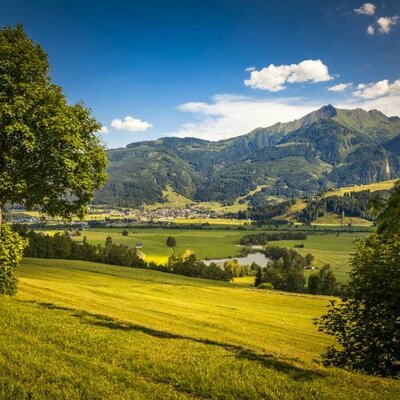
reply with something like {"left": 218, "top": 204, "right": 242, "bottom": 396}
{"left": 203, "top": 252, "right": 271, "bottom": 267}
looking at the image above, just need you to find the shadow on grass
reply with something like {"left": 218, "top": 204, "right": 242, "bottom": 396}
{"left": 25, "top": 300, "right": 326, "bottom": 382}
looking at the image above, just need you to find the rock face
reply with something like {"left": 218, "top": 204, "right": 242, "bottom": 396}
{"left": 95, "top": 106, "right": 400, "bottom": 207}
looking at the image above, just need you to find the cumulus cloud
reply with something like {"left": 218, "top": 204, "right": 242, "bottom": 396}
{"left": 244, "top": 60, "right": 333, "bottom": 92}
{"left": 353, "top": 79, "right": 400, "bottom": 99}
{"left": 111, "top": 116, "right": 152, "bottom": 131}
{"left": 376, "top": 16, "right": 399, "bottom": 34}
{"left": 97, "top": 126, "right": 109, "bottom": 134}
{"left": 172, "top": 95, "right": 320, "bottom": 140}
{"left": 367, "top": 25, "right": 375, "bottom": 34}
{"left": 354, "top": 3, "right": 376, "bottom": 15}
{"left": 328, "top": 83, "right": 352, "bottom": 92}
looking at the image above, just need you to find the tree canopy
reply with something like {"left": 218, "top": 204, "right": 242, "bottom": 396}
{"left": 316, "top": 180, "right": 400, "bottom": 377}
{"left": 0, "top": 25, "right": 107, "bottom": 222}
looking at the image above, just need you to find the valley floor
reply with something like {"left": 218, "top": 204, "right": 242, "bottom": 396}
{"left": 0, "top": 258, "right": 399, "bottom": 399}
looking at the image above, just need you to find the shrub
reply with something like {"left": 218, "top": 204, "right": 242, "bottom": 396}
{"left": 258, "top": 282, "right": 274, "bottom": 290}
{"left": 0, "top": 226, "right": 27, "bottom": 296}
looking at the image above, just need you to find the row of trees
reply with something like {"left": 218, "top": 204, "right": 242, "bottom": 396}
{"left": 239, "top": 231, "right": 307, "bottom": 246}
{"left": 19, "top": 229, "right": 234, "bottom": 282}
{"left": 22, "top": 230, "right": 146, "bottom": 268}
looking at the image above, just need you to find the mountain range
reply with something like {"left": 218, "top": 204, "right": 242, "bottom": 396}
{"left": 94, "top": 105, "right": 400, "bottom": 207}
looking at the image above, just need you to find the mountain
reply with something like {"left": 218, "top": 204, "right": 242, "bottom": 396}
{"left": 94, "top": 105, "right": 400, "bottom": 207}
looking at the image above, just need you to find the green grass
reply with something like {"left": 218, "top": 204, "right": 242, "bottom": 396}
{"left": 61, "top": 228, "right": 246, "bottom": 264}
{"left": 324, "top": 179, "right": 397, "bottom": 197}
{"left": 1, "top": 258, "right": 399, "bottom": 399}
{"left": 312, "top": 213, "right": 373, "bottom": 227}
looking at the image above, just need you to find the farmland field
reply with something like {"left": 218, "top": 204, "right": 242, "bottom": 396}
{"left": 45, "top": 227, "right": 369, "bottom": 282}
{"left": 1, "top": 258, "right": 398, "bottom": 399}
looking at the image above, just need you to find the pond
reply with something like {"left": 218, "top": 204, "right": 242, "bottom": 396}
{"left": 203, "top": 252, "right": 271, "bottom": 267}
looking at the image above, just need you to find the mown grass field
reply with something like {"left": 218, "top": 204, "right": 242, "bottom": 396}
{"left": 323, "top": 179, "right": 397, "bottom": 197}
{"left": 57, "top": 228, "right": 367, "bottom": 282}
{"left": 1, "top": 258, "right": 399, "bottom": 399}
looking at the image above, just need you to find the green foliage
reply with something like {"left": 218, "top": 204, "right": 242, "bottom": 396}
{"left": 166, "top": 254, "right": 233, "bottom": 281}
{"left": 316, "top": 182, "right": 400, "bottom": 377}
{"left": 166, "top": 236, "right": 176, "bottom": 248}
{"left": 255, "top": 246, "right": 308, "bottom": 293}
{"left": 298, "top": 190, "right": 391, "bottom": 224}
{"left": 0, "top": 25, "right": 107, "bottom": 220}
{"left": 21, "top": 229, "right": 146, "bottom": 269}
{"left": 122, "top": 230, "right": 129, "bottom": 236}
{"left": 239, "top": 231, "right": 306, "bottom": 245}
{"left": 258, "top": 282, "right": 274, "bottom": 290}
{"left": 307, "top": 265, "right": 337, "bottom": 295}
{"left": 0, "top": 225, "right": 27, "bottom": 295}
{"left": 375, "top": 180, "right": 400, "bottom": 236}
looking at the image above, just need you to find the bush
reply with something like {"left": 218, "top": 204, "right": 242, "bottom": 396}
{"left": 258, "top": 282, "right": 274, "bottom": 290}
{"left": 315, "top": 234, "right": 400, "bottom": 376}
{"left": 0, "top": 225, "right": 27, "bottom": 295}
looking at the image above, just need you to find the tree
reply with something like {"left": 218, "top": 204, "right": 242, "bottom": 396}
{"left": 307, "top": 264, "right": 336, "bottom": 295}
{"left": 0, "top": 225, "right": 27, "bottom": 295}
{"left": 0, "top": 25, "right": 107, "bottom": 224}
{"left": 0, "top": 25, "right": 107, "bottom": 293}
{"left": 305, "top": 253, "right": 314, "bottom": 266}
{"left": 122, "top": 230, "right": 129, "bottom": 236}
{"left": 315, "top": 181, "right": 400, "bottom": 377}
{"left": 166, "top": 236, "right": 176, "bottom": 249}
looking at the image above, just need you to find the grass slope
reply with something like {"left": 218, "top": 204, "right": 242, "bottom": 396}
{"left": 1, "top": 258, "right": 399, "bottom": 399}
{"left": 323, "top": 179, "right": 397, "bottom": 197}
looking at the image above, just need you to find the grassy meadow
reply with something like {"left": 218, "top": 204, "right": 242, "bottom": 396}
{"left": 1, "top": 258, "right": 399, "bottom": 399}
{"left": 323, "top": 179, "right": 397, "bottom": 197}
{"left": 46, "top": 227, "right": 368, "bottom": 282}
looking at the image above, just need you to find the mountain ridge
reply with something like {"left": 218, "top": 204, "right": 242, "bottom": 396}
{"left": 95, "top": 105, "right": 400, "bottom": 207}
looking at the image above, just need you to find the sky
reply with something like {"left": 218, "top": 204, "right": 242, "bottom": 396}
{"left": 2, "top": 0, "right": 400, "bottom": 148}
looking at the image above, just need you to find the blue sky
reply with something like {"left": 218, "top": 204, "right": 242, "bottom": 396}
{"left": 2, "top": 0, "right": 400, "bottom": 148}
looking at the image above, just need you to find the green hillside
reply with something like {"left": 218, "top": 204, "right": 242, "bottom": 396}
{"left": 1, "top": 258, "right": 399, "bottom": 399}
{"left": 95, "top": 105, "right": 400, "bottom": 207}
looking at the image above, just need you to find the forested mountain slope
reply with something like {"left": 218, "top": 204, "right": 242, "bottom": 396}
{"left": 94, "top": 105, "right": 400, "bottom": 206}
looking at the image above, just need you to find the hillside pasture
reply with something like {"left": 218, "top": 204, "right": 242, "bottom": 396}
{"left": 0, "top": 258, "right": 398, "bottom": 399}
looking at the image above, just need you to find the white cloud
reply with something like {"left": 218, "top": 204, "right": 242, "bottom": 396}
{"left": 328, "top": 83, "right": 352, "bottom": 92}
{"left": 367, "top": 25, "right": 375, "bottom": 34}
{"left": 172, "top": 95, "right": 320, "bottom": 140}
{"left": 244, "top": 59, "right": 333, "bottom": 92}
{"left": 354, "top": 3, "right": 376, "bottom": 15}
{"left": 245, "top": 66, "right": 256, "bottom": 72}
{"left": 339, "top": 94, "right": 400, "bottom": 118}
{"left": 376, "top": 16, "right": 399, "bottom": 34}
{"left": 111, "top": 116, "right": 152, "bottom": 131}
{"left": 352, "top": 79, "right": 400, "bottom": 99}
{"left": 97, "top": 126, "right": 109, "bottom": 134}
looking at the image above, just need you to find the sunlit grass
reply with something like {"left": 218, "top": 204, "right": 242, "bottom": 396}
{"left": 0, "top": 258, "right": 398, "bottom": 399}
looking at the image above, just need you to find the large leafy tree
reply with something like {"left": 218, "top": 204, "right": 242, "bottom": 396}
{"left": 315, "top": 180, "right": 400, "bottom": 377}
{"left": 0, "top": 25, "right": 107, "bottom": 294}
{"left": 0, "top": 25, "right": 107, "bottom": 225}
